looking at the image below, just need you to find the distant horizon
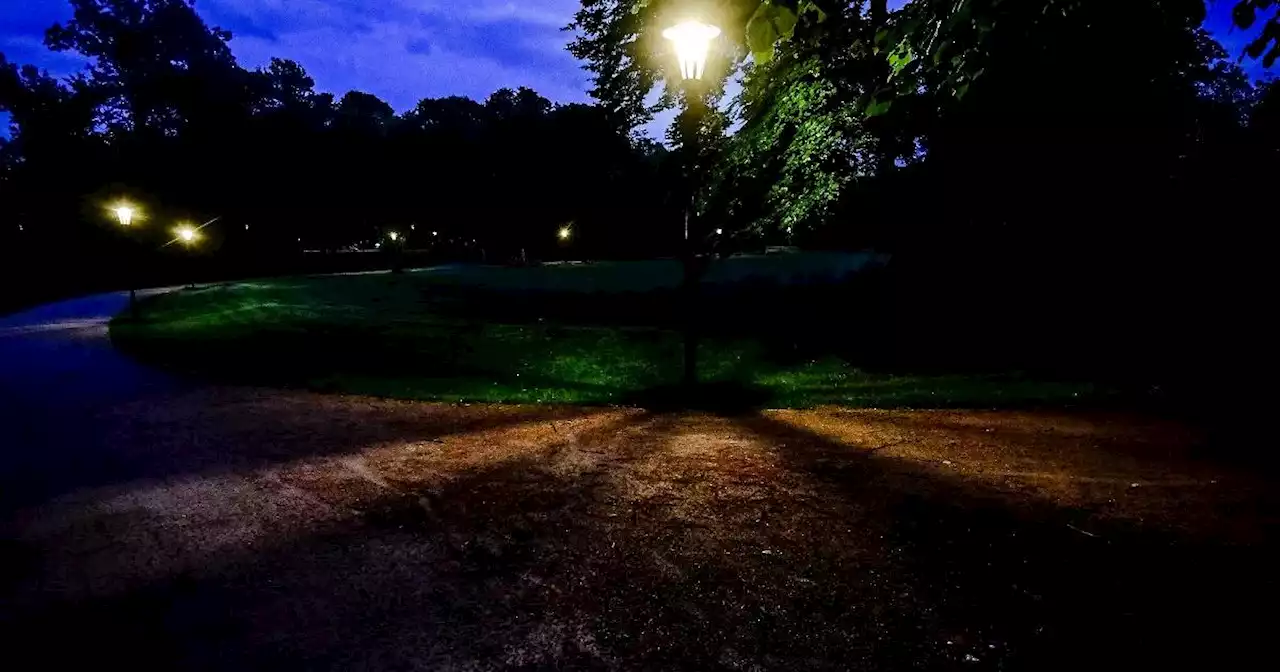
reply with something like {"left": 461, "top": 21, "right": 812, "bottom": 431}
{"left": 2, "top": 0, "right": 1274, "bottom": 141}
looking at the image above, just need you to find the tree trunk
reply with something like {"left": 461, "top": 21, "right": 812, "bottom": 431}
{"left": 870, "top": 0, "right": 888, "bottom": 28}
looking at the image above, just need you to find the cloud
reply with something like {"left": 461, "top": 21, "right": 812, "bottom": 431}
{"left": 405, "top": 37, "right": 433, "bottom": 57}
{"left": 203, "top": 0, "right": 589, "bottom": 111}
{"left": 202, "top": 5, "right": 281, "bottom": 43}
{"left": 464, "top": 1, "right": 581, "bottom": 27}
{"left": 0, "top": 0, "right": 70, "bottom": 37}
{"left": 0, "top": 34, "right": 86, "bottom": 78}
{"left": 1204, "top": 2, "right": 1276, "bottom": 79}
{"left": 415, "top": 13, "right": 574, "bottom": 74}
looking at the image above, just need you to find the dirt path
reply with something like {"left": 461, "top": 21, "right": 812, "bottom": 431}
{"left": 1, "top": 295, "right": 1276, "bottom": 669}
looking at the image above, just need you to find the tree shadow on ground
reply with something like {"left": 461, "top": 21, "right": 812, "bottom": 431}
{"left": 5, "top": 407, "right": 1273, "bottom": 670}
{"left": 0, "top": 391, "right": 604, "bottom": 511}
{"left": 729, "top": 412, "right": 1275, "bottom": 670}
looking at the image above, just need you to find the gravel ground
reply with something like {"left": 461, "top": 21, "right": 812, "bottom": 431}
{"left": 2, "top": 294, "right": 1276, "bottom": 670}
{"left": 3, "top": 396, "right": 1276, "bottom": 670}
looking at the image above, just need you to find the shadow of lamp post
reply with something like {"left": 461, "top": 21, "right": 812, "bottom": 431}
{"left": 661, "top": 15, "right": 721, "bottom": 390}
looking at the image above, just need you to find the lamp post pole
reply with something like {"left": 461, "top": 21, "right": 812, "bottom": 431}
{"left": 113, "top": 204, "right": 139, "bottom": 320}
{"left": 662, "top": 18, "right": 720, "bottom": 391}
{"left": 680, "top": 93, "right": 708, "bottom": 389}
{"left": 174, "top": 224, "right": 201, "bottom": 288}
{"left": 387, "top": 230, "right": 404, "bottom": 274}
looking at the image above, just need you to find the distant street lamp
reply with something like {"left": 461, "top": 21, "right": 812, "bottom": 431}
{"left": 175, "top": 224, "right": 199, "bottom": 245}
{"left": 662, "top": 14, "right": 721, "bottom": 390}
{"left": 113, "top": 204, "right": 136, "bottom": 228}
{"left": 558, "top": 226, "right": 572, "bottom": 241}
{"left": 173, "top": 223, "right": 201, "bottom": 288}
{"left": 111, "top": 201, "right": 141, "bottom": 318}
{"left": 386, "top": 230, "right": 405, "bottom": 273}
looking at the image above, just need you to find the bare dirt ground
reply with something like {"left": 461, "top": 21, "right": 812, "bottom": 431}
{"left": 2, "top": 389, "right": 1275, "bottom": 670}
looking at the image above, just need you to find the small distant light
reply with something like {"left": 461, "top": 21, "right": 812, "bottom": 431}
{"left": 432, "top": 231, "right": 438, "bottom": 237}
{"left": 112, "top": 204, "right": 136, "bottom": 227}
{"left": 410, "top": 224, "right": 416, "bottom": 230}
{"left": 715, "top": 228, "right": 723, "bottom": 235}
{"left": 245, "top": 224, "right": 250, "bottom": 230}
{"left": 388, "top": 231, "right": 400, "bottom": 242}
{"left": 558, "top": 226, "right": 571, "bottom": 241}
{"left": 375, "top": 242, "right": 382, "bottom": 249}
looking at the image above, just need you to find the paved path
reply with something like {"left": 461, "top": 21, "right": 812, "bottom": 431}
{"left": 0, "top": 290, "right": 184, "bottom": 507}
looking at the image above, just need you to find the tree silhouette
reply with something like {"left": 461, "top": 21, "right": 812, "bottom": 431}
{"left": 1, "top": 0, "right": 670, "bottom": 272}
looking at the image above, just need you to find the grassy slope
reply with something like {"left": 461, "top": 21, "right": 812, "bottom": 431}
{"left": 111, "top": 264, "right": 1099, "bottom": 408}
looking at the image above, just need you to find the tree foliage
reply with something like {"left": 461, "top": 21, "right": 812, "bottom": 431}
{"left": 571, "top": 0, "right": 1270, "bottom": 245}
{"left": 1233, "top": 0, "right": 1280, "bottom": 67}
{"left": 1, "top": 0, "right": 674, "bottom": 264}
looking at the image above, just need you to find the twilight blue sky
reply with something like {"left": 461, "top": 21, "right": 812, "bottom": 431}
{"left": 1, "top": 0, "right": 1275, "bottom": 139}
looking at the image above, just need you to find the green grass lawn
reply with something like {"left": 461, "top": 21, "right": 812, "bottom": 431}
{"left": 110, "top": 264, "right": 1101, "bottom": 408}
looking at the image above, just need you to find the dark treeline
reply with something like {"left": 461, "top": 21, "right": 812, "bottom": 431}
{"left": 1, "top": 0, "right": 678, "bottom": 311}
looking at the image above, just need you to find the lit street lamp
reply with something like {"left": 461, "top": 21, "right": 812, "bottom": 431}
{"left": 558, "top": 226, "right": 572, "bottom": 241}
{"left": 662, "top": 14, "right": 721, "bottom": 390}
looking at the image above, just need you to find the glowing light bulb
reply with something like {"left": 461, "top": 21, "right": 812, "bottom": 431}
{"left": 113, "top": 205, "right": 135, "bottom": 227}
{"left": 662, "top": 20, "right": 721, "bottom": 80}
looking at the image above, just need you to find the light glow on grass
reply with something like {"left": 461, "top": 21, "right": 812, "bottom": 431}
{"left": 109, "top": 271, "right": 1103, "bottom": 408}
